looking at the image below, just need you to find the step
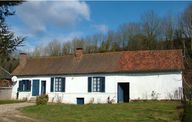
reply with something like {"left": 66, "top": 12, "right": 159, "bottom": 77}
{"left": 29, "top": 97, "right": 36, "bottom": 103}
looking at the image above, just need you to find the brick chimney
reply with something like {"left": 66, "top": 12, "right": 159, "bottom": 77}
{"left": 75, "top": 48, "right": 83, "bottom": 60}
{"left": 19, "top": 53, "right": 28, "bottom": 68}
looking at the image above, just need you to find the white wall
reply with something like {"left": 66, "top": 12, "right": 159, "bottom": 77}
{"left": 11, "top": 71, "right": 183, "bottom": 104}
{"left": 12, "top": 77, "right": 50, "bottom": 101}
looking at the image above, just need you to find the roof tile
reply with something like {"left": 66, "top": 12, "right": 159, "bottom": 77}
{"left": 12, "top": 50, "right": 184, "bottom": 76}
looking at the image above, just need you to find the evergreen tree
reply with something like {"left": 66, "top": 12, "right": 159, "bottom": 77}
{"left": 0, "top": 1, "right": 24, "bottom": 58}
{"left": 0, "top": 1, "right": 24, "bottom": 72}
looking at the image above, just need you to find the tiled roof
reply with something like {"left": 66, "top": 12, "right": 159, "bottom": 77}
{"left": 12, "top": 50, "right": 184, "bottom": 76}
{"left": 119, "top": 50, "right": 183, "bottom": 72}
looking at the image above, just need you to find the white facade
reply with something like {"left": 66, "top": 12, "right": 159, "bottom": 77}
{"left": 11, "top": 71, "right": 183, "bottom": 104}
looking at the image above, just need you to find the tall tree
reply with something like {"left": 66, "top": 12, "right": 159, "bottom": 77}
{"left": 32, "top": 46, "right": 43, "bottom": 57}
{"left": 0, "top": 1, "right": 24, "bottom": 72}
{"left": 120, "top": 22, "right": 143, "bottom": 50}
{"left": 180, "top": 4, "right": 192, "bottom": 51}
{"left": 99, "top": 31, "right": 114, "bottom": 52}
{"left": 62, "top": 41, "right": 73, "bottom": 55}
{"left": 0, "top": 1, "right": 24, "bottom": 58}
{"left": 161, "top": 14, "right": 175, "bottom": 49}
{"left": 141, "top": 10, "right": 161, "bottom": 49}
{"left": 45, "top": 40, "right": 62, "bottom": 56}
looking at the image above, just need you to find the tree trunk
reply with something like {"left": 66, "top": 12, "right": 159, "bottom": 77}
{"left": 191, "top": 38, "right": 192, "bottom": 51}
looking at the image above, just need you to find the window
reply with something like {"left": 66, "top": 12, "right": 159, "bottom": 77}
{"left": 88, "top": 77, "right": 105, "bottom": 92}
{"left": 55, "top": 77, "right": 62, "bottom": 92}
{"left": 18, "top": 80, "right": 31, "bottom": 91}
{"left": 50, "top": 77, "right": 65, "bottom": 92}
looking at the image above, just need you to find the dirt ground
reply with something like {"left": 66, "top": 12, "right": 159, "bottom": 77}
{"left": 0, "top": 102, "right": 37, "bottom": 122}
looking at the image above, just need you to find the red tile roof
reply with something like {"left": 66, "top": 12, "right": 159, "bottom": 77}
{"left": 12, "top": 50, "right": 184, "bottom": 76}
{"left": 119, "top": 50, "right": 183, "bottom": 72}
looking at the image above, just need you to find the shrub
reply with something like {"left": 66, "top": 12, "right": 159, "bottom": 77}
{"left": 36, "top": 94, "right": 49, "bottom": 105}
{"left": 151, "top": 91, "right": 159, "bottom": 100}
{"left": 182, "top": 101, "right": 192, "bottom": 122}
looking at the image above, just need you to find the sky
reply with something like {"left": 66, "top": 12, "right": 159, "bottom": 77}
{"left": 6, "top": 1, "right": 192, "bottom": 52}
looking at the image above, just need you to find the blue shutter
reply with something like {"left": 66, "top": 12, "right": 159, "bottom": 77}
{"left": 61, "top": 78, "right": 65, "bottom": 92}
{"left": 51, "top": 77, "right": 54, "bottom": 92}
{"left": 18, "top": 80, "right": 23, "bottom": 91}
{"left": 88, "top": 77, "right": 92, "bottom": 92}
{"left": 102, "top": 77, "right": 105, "bottom": 92}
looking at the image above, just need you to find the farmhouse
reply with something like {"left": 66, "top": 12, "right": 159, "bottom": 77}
{"left": 11, "top": 49, "right": 184, "bottom": 104}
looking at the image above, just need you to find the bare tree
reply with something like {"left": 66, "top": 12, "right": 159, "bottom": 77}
{"left": 118, "top": 22, "right": 142, "bottom": 50}
{"left": 62, "top": 41, "right": 73, "bottom": 55}
{"left": 141, "top": 10, "right": 161, "bottom": 49}
{"left": 180, "top": 4, "right": 192, "bottom": 51}
{"left": 99, "top": 31, "right": 115, "bottom": 52}
{"left": 72, "top": 38, "right": 88, "bottom": 52}
{"left": 84, "top": 33, "right": 107, "bottom": 53}
{"left": 161, "top": 14, "right": 175, "bottom": 49}
{"left": 45, "top": 40, "right": 62, "bottom": 56}
{"left": 32, "top": 46, "right": 42, "bottom": 57}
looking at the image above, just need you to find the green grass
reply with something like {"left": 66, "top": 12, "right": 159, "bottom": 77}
{"left": 0, "top": 100, "right": 25, "bottom": 104}
{"left": 21, "top": 101, "right": 182, "bottom": 122}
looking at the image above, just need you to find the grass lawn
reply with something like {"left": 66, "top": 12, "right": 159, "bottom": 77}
{"left": 0, "top": 100, "right": 25, "bottom": 104}
{"left": 21, "top": 101, "right": 183, "bottom": 122}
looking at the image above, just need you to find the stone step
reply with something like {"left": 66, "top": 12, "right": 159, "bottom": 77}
{"left": 29, "top": 97, "right": 36, "bottom": 103}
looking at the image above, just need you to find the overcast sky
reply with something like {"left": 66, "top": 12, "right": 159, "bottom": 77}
{"left": 6, "top": 1, "right": 191, "bottom": 52}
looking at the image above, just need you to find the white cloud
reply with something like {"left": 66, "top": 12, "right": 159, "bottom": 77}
{"left": 94, "top": 24, "right": 108, "bottom": 33}
{"left": 16, "top": 1, "right": 90, "bottom": 33}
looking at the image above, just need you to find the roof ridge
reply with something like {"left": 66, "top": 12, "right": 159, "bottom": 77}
{"left": 28, "top": 49, "right": 182, "bottom": 59}
{"left": 29, "top": 51, "right": 123, "bottom": 59}
{"left": 29, "top": 54, "right": 73, "bottom": 59}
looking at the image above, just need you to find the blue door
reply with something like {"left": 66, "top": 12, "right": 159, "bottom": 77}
{"left": 118, "top": 84, "right": 124, "bottom": 103}
{"left": 32, "top": 80, "right": 39, "bottom": 96}
{"left": 41, "top": 80, "right": 46, "bottom": 95}
{"left": 118, "top": 83, "right": 130, "bottom": 103}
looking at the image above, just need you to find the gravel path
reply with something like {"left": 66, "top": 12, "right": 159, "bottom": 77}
{"left": 0, "top": 102, "right": 37, "bottom": 122}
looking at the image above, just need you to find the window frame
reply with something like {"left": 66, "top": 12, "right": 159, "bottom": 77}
{"left": 90, "top": 77, "right": 105, "bottom": 92}
{"left": 54, "top": 77, "right": 63, "bottom": 92}
{"left": 18, "top": 80, "right": 31, "bottom": 92}
{"left": 51, "top": 77, "right": 65, "bottom": 92}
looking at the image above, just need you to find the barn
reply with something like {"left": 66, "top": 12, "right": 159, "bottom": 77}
{"left": 11, "top": 49, "right": 184, "bottom": 104}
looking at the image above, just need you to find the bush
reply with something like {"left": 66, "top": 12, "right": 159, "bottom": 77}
{"left": 36, "top": 94, "right": 49, "bottom": 105}
{"left": 182, "top": 101, "right": 192, "bottom": 122}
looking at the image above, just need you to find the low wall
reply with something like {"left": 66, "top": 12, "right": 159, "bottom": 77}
{"left": 0, "top": 87, "right": 12, "bottom": 100}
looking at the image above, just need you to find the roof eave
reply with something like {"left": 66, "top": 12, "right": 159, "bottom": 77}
{"left": 13, "top": 69, "right": 183, "bottom": 77}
